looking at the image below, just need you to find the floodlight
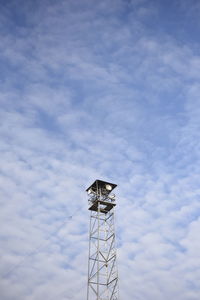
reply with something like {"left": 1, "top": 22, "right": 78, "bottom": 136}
{"left": 105, "top": 184, "right": 112, "bottom": 191}
{"left": 87, "top": 188, "right": 92, "bottom": 195}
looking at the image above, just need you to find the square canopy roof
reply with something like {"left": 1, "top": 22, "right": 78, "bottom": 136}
{"left": 86, "top": 179, "right": 117, "bottom": 193}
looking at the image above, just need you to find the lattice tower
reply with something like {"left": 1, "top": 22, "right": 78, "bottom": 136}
{"left": 86, "top": 180, "right": 119, "bottom": 300}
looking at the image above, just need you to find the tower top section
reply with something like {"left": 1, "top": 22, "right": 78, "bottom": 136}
{"left": 86, "top": 179, "right": 117, "bottom": 196}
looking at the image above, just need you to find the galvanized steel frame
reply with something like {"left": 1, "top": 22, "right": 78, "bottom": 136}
{"left": 87, "top": 182, "right": 119, "bottom": 300}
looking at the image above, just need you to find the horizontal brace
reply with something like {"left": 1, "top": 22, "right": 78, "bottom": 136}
{"left": 90, "top": 234, "right": 114, "bottom": 242}
{"left": 89, "top": 278, "right": 118, "bottom": 286}
{"left": 91, "top": 236, "right": 107, "bottom": 242}
{"left": 91, "top": 216, "right": 106, "bottom": 221}
{"left": 89, "top": 282, "right": 107, "bottom": 286}
{"left": 91, "top": 213, "right": 114, "bottom": 220}
{"left": 89, "top": 258, "right": 106, "bottom": 263}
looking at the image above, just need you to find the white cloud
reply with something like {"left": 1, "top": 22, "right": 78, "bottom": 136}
{"left": 0, "top": 0, "right": 200, "bottom": 299}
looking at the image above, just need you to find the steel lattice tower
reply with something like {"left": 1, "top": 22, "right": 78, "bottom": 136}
{"left": 86, "top": 180, "right": 119, "bottom": 300}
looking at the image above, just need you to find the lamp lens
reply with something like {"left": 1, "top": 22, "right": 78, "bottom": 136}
{"left": 105, "top": 184, "right": 112, "bottom": 191}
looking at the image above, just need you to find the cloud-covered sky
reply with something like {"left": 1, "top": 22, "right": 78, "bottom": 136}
{"left": 0, "top": 0, "right": 200, "bottom": 299}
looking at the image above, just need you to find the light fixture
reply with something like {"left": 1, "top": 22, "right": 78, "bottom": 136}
{"left": 105, "top": 184, "right": 112, "bottom": 191}
{"left": 87, "top": 188, "right": 93, "bottom": 195}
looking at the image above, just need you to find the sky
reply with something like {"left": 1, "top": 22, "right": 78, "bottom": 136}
{"left": 0, "top": 0, "right": 200, "bottom": 299}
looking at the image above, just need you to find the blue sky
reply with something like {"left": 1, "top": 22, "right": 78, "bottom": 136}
{"left": 0, "top": 0, "right": 200, "bottom": 299}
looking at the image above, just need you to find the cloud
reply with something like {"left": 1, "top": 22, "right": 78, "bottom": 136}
{"left": 0, "top": 0, "right": 200, "bottom": 299}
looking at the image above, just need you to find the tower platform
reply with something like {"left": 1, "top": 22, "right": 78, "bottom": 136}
{"left": 89, "top": 199, "right": 116, "bottom": 214}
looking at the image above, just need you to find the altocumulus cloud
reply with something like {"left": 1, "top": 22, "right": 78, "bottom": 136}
{"left": 0, "top": 0, "right": 200, "bottom": 299}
